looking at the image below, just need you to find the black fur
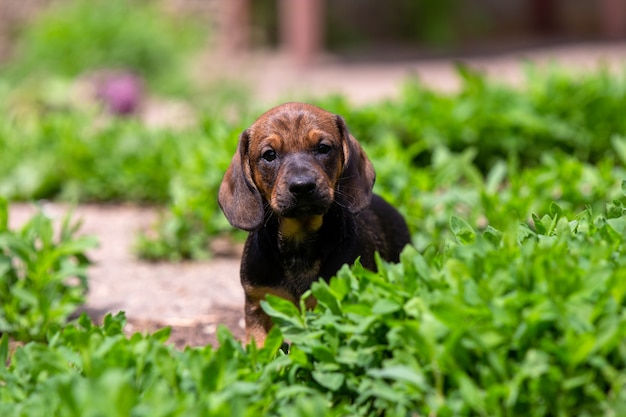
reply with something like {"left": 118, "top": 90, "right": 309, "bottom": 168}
{"left": 240, "top": 194, "right": 410, "bottom": 301}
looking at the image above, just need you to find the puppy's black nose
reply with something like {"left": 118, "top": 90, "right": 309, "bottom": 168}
{"left": 289, "top": 178, "right": 316, "bottom": 196}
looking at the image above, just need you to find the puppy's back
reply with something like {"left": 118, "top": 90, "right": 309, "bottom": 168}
{"left": 366, "top": 194, "right": 411, "bottom": 263}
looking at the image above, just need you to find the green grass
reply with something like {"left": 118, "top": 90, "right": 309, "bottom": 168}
{"left": 4, "top": 0, "right": 205, "bottom": 95}
{"left": 1, "top": 198, "right": 625, "bottom": 416}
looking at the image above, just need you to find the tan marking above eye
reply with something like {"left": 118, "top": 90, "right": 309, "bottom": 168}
{"left": 307, "top": 129, "right": 335, "bottom": 142}
{"left": 256, "top": 135, "right": 282, "bottom": 153}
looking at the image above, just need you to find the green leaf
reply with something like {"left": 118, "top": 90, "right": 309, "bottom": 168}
{"left": 0, "top": 198, "right": 7, "bottom": 232}
{"left": 312, "top": 370, "right": 344, "bottom": 391}
{"left": 606, "top": 218, "right": 626, "bottom": 235}
{"left": 611, "top": 134, "right": 626, "bottom": 165}
{"left": 368, "top": 365, "right": 426, "bottom": 388}
{"left": 259, "top": 326, "right": 284, "bottom": 359}
{"left": 311, "top": 345, "right": 336, "bottom": 363}
{"left": 150, "top": 326, "right": 172, "bottom": 344}
{"left": 288, "top": 345, "right": 311, "bottom": 367}
{"left": 531, "top": 213, "right": 545, "bottom": 235}
{"left": 549, "top": 202, "right": 563, "bottom": 217}
{"left": 485, "top": 160, "right": 506, "bottom": 194}
{"left": 262, "top": 295, "right": 305, "bottom": 329}
{"left": 607, "top": 200, "right": 624, "bottom": 219}
{"left": 11, "top": 286, "right": 39, "bottom": 307}
{"left": 450, "top": 216, "right": 475, "bottom": 244}
{"left": 457, "top": 373, "right": 486, "bottom": 413}
{"left": 0, "top": 333, "right": 8, "bottom": 364}
{"left": 310, "top": 281, "right": 342, "bottom": 314}
{"left": 54, "top": 235, "right": 99, "bottom": 257}
{"left": 483, "top": 225, "right": 502, "bottom": 247}
{"left": 216, "top": 324, "right": 238, "bottom": 347}
{"left": 372, "top": 299, "right": 402, "bottom": 315}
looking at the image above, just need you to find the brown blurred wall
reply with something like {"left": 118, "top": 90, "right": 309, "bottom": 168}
{"left": 1, "top": 0, "right": 624, "bottom": 66}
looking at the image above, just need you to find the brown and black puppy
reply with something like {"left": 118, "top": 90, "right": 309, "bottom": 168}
{"left": 218, "top": 102, "right": 410, "bottom": 345}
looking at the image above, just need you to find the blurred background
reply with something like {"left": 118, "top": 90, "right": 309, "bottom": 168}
{"left": 1, "top": 0, "right": 625, "bottom": 111}
{"left": 217, "top": 0, "right": 626, "bottom": 64}
{"left": 3, "top": 0, "right": 625, "bottom": 63}
{"left": 2, "top": 0, "right": 626, "bottom": 80}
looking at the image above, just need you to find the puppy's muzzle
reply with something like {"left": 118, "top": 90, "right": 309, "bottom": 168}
{"left": 275, "top": 159, "right": 333, "bottom": 218}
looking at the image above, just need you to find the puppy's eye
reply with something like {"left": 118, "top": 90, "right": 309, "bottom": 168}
{"left": 317, "top": 143, "right": 331, "bottom": 154}
{"left": 262, "top": 149, "right": 277, "bottom": 162}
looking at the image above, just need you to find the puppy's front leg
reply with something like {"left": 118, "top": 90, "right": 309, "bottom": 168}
{"left": 243, "top": 284, "right": 300, "bottom": 346}
{"left": 244, "top": 296, "right": 273, "bottom": 346}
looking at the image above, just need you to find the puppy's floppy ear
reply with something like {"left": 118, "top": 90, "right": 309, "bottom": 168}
{"left": 218, "top": 130, "right": 264, "bottom": 231}
{"left": 335, "top": 115, "right": 375, "bottom": 213}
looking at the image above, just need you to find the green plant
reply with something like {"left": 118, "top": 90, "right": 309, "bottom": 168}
{"left": 2, "top": 198, "right": 626, "bottom": 415}
{"left": 135, "top": 118, "right": 249, "bottom": 261}
{"left": 316, "top": 65, "right": 626, "bottom": 171}
{"left": 0, "top": 198, "right": 97, "bottom": 342}
{"left": 264, "top": 198, "right": 626, "bottom": 415}
{"left": 0, "top": 312, "right": 296, "bottom": 416}
{"left": 5, "top": 0, "right": 205, "bottom": 94}
{"left": 0, "top": 114, "right": 183, "bottom": 203}
{"left": 3, "top": 66, "right": 626, "bottom": 261}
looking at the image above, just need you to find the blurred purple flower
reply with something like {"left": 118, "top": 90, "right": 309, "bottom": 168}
{"left": 96, "top": 71, "right": 143, "bottom": 116}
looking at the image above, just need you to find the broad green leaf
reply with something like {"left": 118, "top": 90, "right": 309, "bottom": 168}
{"left": 368, "top": 365, "right": 426, "bottom": 388}
{"left": 606, "top": 218, "right": 626, "bottom": 236}
{"left": 260, "top": 326, "right": 284, "bottom": 357}
{"left": 312, "top": 370, "right": 344, "bottom": 391}
{"left": 372, "top": 299, "right": 402, "bottom": 315}
{"left": 310, "top": 281, "right": 342, "bottom": 315}
{"left": 457, "top": 373, "right": 486, "bottom": 413}
{"left": 483, "top": 225, "right": 502, "bottom": 247}
{"left": 262, "top": 296, "right": 305, "bottom": 329}
{"left": 450, "top": 216, "right": 475, "bottom": 244}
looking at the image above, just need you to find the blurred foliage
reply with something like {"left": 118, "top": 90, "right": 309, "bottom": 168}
{"left": 1, "top": 66, "right": 626, "bottom": 260}
{"left": 3, "top": 0, "right": 206, "bottom": 95}
{"left": 0, "top": 115, "right": 180, "bottom": 202}
{"left": 314, "top": 64, "right": 626, "bottom": 169}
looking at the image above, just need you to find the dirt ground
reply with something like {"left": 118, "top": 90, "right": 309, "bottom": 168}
{"left": 8, "top": 41, "right": 626, "bottom": 348}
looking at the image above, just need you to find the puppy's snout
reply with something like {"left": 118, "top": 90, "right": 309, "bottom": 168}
{"left": 288, "top": 177, "right": 316, "bottom": 196}
{"left": 273, "top": 154, "right": 333, "bottom": 217}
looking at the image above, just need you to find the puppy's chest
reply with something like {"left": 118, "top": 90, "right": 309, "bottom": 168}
{"left": 279, "top": 239, "right": 324, "bottom": 294}
{"left": 282, "top": 255, "right": 320, "bottom": 279}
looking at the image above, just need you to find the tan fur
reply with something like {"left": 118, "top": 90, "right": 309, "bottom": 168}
{"left": 279, "top": 215, "right": 324, "bottom": 242}
{"left": 243, "top": 285, "right": 297, "bottom": 345}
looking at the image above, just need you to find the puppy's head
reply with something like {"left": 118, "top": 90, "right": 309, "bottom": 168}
{"left": 218, "top": 102, "right": 375, "bottom": 231}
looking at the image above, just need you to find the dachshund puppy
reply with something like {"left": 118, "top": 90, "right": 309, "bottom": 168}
{"left": 218, "top": 102, "right": 411, "bottom": 345}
